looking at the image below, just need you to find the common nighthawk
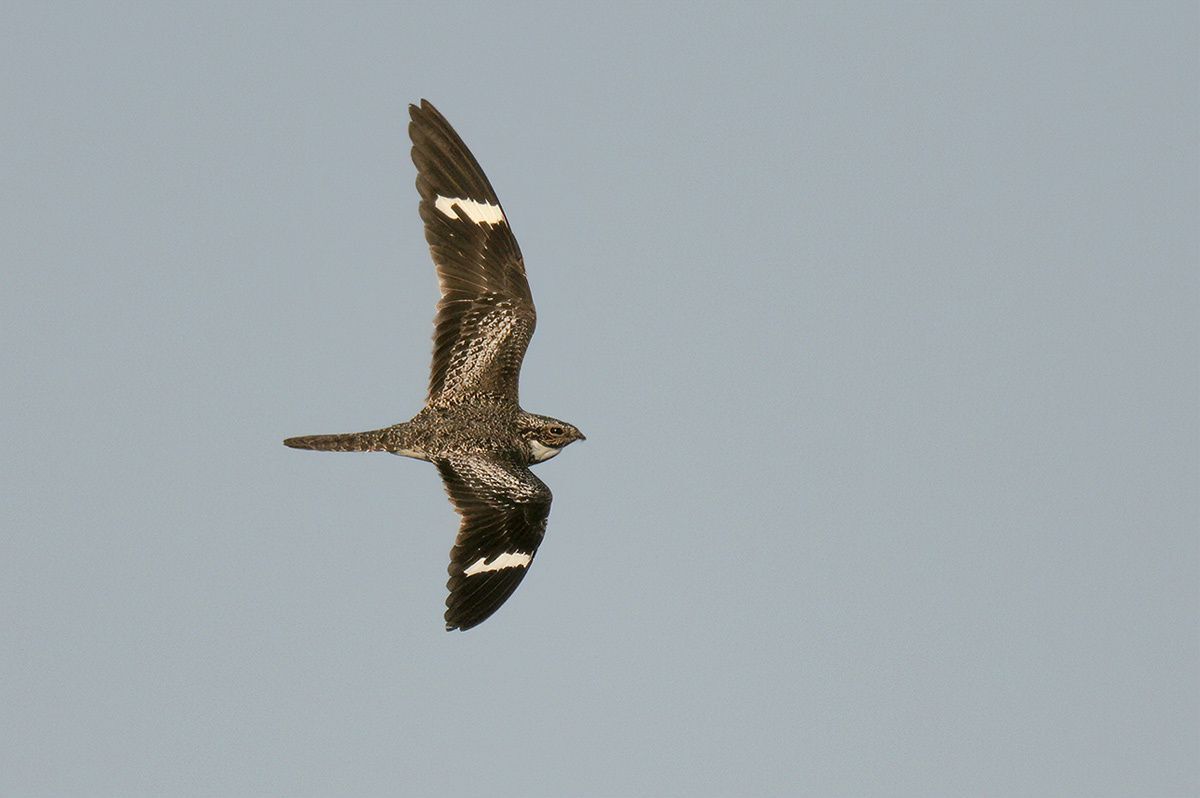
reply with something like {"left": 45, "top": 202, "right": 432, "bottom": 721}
{"left": 284, "top": 100, "right": 585, "bottom": 631}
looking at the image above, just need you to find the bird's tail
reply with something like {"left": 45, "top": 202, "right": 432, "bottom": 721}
{"left": 283, "top": 427, "right": 398, "bottom": 453}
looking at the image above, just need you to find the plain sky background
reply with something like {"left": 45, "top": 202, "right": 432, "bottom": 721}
{"left": 2, "top": 2, "right": 1197, "bottom": 796}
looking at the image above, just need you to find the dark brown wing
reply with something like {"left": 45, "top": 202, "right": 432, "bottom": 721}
{"left": 409, "top": 100, "right": 535, "bottom": 407}
{"left": 437, "top": 455, "right": 552, "bottom": 631}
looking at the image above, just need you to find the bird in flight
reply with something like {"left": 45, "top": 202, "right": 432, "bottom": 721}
{"left": 284, "top": 100, "right": 585, "bottom": 631}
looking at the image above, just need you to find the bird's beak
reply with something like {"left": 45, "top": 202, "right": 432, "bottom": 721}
{"left": 577, "top": 432, "right": 587, "bottom": 441}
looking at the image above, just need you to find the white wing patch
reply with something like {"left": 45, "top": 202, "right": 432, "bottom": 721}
{"left": 435, "top": 195, "right": 505, "bottom": 226}
{"left": 463, "top": 551, "right": 532, "bottom": 577}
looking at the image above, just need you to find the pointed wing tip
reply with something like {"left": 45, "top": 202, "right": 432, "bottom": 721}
{"left": 444, "top": 609, "right": 483, "bottom": 632}
{"left": 409, "top": 98, "right": 440, "bottom": 122}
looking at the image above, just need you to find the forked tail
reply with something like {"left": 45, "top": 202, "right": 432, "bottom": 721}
{"left": 283, "top": 427, "right": 396, "bottom": 452}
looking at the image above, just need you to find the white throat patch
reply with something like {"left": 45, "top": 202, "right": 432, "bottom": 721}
{"left": 528, "top": 439, "right": 561, "bottom": 462}
{"left": 434, "top": 195, "right": 505, "bottom": 226}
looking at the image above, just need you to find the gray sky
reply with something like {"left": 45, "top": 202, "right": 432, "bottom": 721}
{"left": 3, "top": 2, "right": 1197, "bottom": 796}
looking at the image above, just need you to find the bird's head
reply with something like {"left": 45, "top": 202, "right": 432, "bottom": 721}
{"left": 519, "top": 413, "right": 586, "bottom": 462}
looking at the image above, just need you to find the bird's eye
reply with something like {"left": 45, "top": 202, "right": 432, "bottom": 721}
{"left": 549, "top": 426, "right": 564, "bottom": 435}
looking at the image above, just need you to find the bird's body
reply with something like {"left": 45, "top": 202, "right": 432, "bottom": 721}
{"left": 285, "top": 404, "right": 573, "bottom": 464}
{"left": 284, "top": 100, "right": 584, "bottom": 631}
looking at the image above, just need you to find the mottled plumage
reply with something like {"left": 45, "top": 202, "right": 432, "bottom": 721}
{"left": 284, "top": 100, "right": 584, "bottom": 631}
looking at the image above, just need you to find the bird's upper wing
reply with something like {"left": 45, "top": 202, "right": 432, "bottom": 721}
{"left": 437, "top": 454, "right": 552, "bottom": 631}
{"left": 409, "top": 100, "right": 535, "bottom": 407}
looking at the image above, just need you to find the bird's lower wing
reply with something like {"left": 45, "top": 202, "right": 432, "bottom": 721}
{"left": 436, "top": 455, "right": 552, "bottom": 631}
